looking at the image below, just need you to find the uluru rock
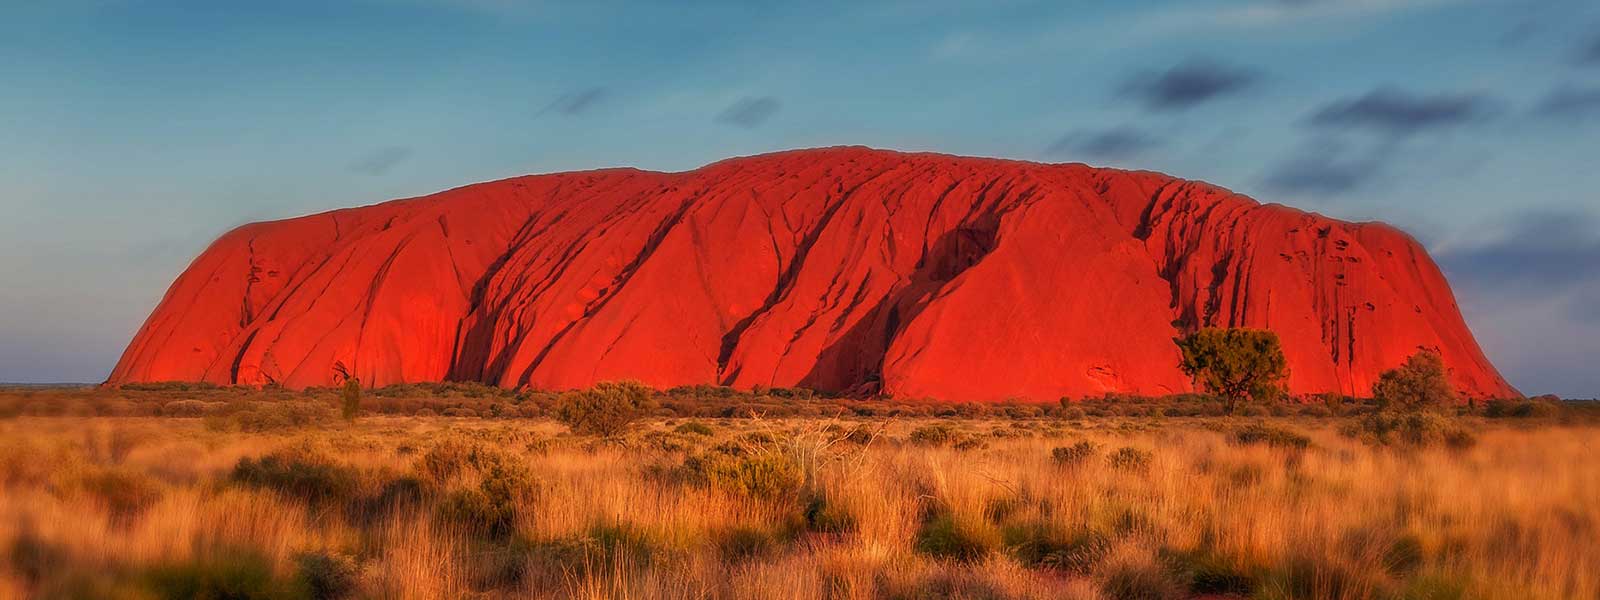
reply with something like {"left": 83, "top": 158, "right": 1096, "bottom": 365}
{"left": 108, "top": 147, "right": 1516, "bottom": 401}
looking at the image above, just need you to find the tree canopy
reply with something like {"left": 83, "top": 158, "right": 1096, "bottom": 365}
{"left": 1373, "top": 350, "right": 1456, "bottom": 411}
{"left": 1174, "top": 328, "right": 1288, "bottom": 414}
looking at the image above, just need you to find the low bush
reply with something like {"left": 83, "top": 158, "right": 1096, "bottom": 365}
{"left": 204, "top": 401, "right": 332, "bottom": 433}
{"left": 421, "top": 442, "right": 535, "bottom": 540}
{"left": 673, "top": 421, "right": 716, "bottom": 437}
{"left": 1000, "top": 520, "right": 1111, "bottom": 573}
{"left": 801, "top": 494, "right": 856, "bottom": 534}
{"left": 1166, "top": 547, "right": 1256, "bottom": 596}
{"left": 295, "top": 551, "right": 360, "bottom": 599}
{"left": 718, "top": 526, "right": 781, "bottom": 561}
{"left": 914, "top": 510, "right": 997, "bottom": 561}
{"left": 951, "top": 438, "right": 987, "bottom": 451}
{"left": 144, "top": 548, "right": 301, "bottom": 600}
{"left": 438, "top": 472, "right": 525, "bottom": 540}
{"left": 1484, "top": 399, "right": 1559, "bottom": 419}
{"left": 1341, "top": 411, "right": 1476, "bottom": 450}
{"left": 1232, "top": 424, "right": 1311, "bottom": 450}
{"left": 681, "top": 447, "right": 802, "bottom": 499}
{"left": 415, "top": 439, "right": 523, "bottom": 486}
{"left": 556, "top": 381, "right": 657, "bottom": 437}
{"left": 230, "top": 444, "right": 359, "bottom": 506}
{"left": 1052, "top": 441, "right": 1100, "bottom": 466}
{"left": 1108, "top": 447, "right": 1153, "bottom": 472}
{"left": 907, "top": 423, "right": 962, "bottom": 446}
{"left": 1098, "top": 549, "right": 1186, "bottom": 600}
{"left": 160, "top": 400, "right": 214, "bottom": 417}
{"left": 67, "top": 466, "right": 164, "bottom": 520}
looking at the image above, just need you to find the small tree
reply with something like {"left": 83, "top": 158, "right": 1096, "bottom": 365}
{"left": 333, "top": 362, "right": 360, "bottom": 421}
{"left": 341, "top": 377, "right": 362, "bottom": 421}
{"left": 1372, "top": 350, "right": 1455, "bottom": 411}
{"left": 555, "top": 380, "right": 656, "bottom": 437}
{"left": 1174, "top": 328, "right": 1289, "bottom": 415}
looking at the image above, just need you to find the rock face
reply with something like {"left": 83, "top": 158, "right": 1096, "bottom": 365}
{"left": 108, "top": 147, "right": 1516, "bottom": 401}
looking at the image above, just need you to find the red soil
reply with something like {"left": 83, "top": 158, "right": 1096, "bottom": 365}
{"left": 107, "top": 147, "right": 1516, "bottom": 401}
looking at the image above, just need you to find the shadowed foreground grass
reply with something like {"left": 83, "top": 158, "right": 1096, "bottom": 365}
{"left": 1, "top": 413, "right": 1596, "bottom": 599}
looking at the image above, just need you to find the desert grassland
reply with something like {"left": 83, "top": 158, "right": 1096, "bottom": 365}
{"left": 0, "top": 414, "right": 1596, "bottom": 600}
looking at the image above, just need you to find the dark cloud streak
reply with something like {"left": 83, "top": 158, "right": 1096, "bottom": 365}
{"left": 1045, "top": 127, "right": 1161, "bottom": 160}
{"left": 716, "top": 96, "right": 781, "bottom": 128}
{"left": 538, "top": 87, "right": 607, "bottom": 117}
{"left": 1261, "top": 139, "right": 1384, "bottom": 195}
{"left": 1536, "top": 85, "right": 1600, "bottom": 119}
{"left": 348, "top": 146, "right": 413, "bottom": 176}
{"left": 1581, "top": 34, "right": 1600, "bottom": 65}
{"left": 1437, "top": 212, "right": 1600, "bottom": 290}
{"left": 1307, "top": 88, "right": 1495, "bottom": 136}
{"left": 1118, "top": 59, "right": 1259, "bottom": 112}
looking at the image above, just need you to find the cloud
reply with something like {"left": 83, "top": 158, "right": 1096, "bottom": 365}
{"left": 1437, "top": 211, "right": 1600, "bottom": 289}
{"left": 1118, "top": 59, "right": 1259, "bottom": 111}
{"left": 1141, "top": 0, "right": 1466, "bottom": 32}
{"left": 1306, "top": 87, "right": 1495, "bottom": 136}
{"left": 538, "top": 87, "right": 607, "bottom": 117}
{"left": 716, "top": 96, "right": 781, "bottom": 128}
{"left": 1534, "top": 85, "right": 1600, "bottom": 119}
{"left": 1581, "top": 34, "right": 1600, "bottom": 65}
{"left": 1045, "top": 127, "right": 1162, "bottom": 160}
{"left": 1261, "top": 139, "right": 1385, "bottom": 195}
{"left": 348, "top": 146, "right": 413, "bottom": 176}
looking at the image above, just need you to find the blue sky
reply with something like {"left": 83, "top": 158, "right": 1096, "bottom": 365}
{"left": 2, "top": 0, "right": 1598, "bottom": 396}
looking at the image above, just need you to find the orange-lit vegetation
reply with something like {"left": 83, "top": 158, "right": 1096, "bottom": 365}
{"left": 1, "top": 385, "right": 1596, "bottom": 599}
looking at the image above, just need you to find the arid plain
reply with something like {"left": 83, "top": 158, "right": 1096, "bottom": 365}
{"left": 2, "top": 384, "right": 1595, "bottom": 600}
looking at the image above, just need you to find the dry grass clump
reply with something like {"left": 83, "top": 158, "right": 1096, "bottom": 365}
{"left": 0, "top": 405, "right": 1596, "bottom": 599}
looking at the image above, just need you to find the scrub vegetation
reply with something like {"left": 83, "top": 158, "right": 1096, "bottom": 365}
{"left": 0, "top": 382, "right": 1596, "bottom": 599}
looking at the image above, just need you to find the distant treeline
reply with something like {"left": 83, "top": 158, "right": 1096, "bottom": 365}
{"left": 0, "top": 380, "right": 1589, "bottom": 422}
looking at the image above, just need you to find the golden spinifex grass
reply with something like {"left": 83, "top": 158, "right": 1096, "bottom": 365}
{"left": 0, "top": 414, "right": 1596, "bottom": 599}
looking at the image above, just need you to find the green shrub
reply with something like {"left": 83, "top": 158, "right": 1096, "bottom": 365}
{"left": 1108, "top": 447, "right": 1153, "bottom": 472}
{"left": 415, "top": 439, "right": 524, "bottom": 486}
{"left": 1485, "top": 399, "right": 1559, "bottom": 419}
{"left": 1099, "top": 552, "right": 1185, "bottom": 600}
{"left": 1373, "top": 351, "right": 1456, "bottom": 410}
{"left": 907, "top": 423, "right": 961, "bottom": 446}
{"left": 1052, "top": 441, "right": 1100, "bottom": 466}
{"left": 8, "top": 528, "right": 65, "bottom": 585}
{"left": 639, "top": 430, "right": 691, "bottom": 453}
{"left": 1232, "top": 424, "right": 1310, "bottom": 450}
{"left": 718, "top": 526, "right": 780, "bottom": 561}
{"left": 230, "top": 444, "right": 358, "bottom": 506}
{"left": 1443, "top": 428, "right": 1478, "bottom": 450}
{"left": 556, "top": 381, "right": 657, "bottom": 437}
{"left": 145, "top": 548, "right": 301, "bottom": 600}
{"left": 295, "top": 551, "right": 359, "bottom": 599}
{"left": 1342, "top": 411, "right": 1476, "bottom": 449}
{"left": 914, "top": 511, "right": 996, "bottom": 561}
{"left": 1001, "top": 520, "right": 1111, "bottom": 573}
{"left": 1382, "top": 534, "right": 1426, "bottom": 577}
{"left": 952, "top": 438, "right": 987, "bottom": 451}
{"left": 587, "top": 522, "right": 657, "bottom": 563}
{"left": 1255, "top": 554, "right": 1385, "bottom": 600}
{"left": 60, "top": 466, "right": 164, "bottom": 520}
{"left": 1166, "top": 548, "right": 1255, "bottom": 595}
{"left": 161, "top": 400, "right": 213, "bottom": 417}
{"left": 674, "top": 421, "right": 715, "bottom": 436}
{"left": 435, "top": 459, "right": 534, "bottom": 540}
{"left": 802, "top": 494, "right": 856, "bottom": 534}
{"left": 682, "top": 447, "right": 802, "bottom": 499}
{"left": 205, "top": 401, "right": 332, "bottom": 433}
